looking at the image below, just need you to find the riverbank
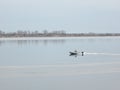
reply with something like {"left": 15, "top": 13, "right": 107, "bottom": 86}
{"left": 0, "top": 36, "right": 120, "bottom": 41}
{"left": 0, "top": 31, "right": 120, "bottom": 38}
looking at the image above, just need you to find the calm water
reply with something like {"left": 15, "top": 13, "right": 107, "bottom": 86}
{"left": 0, "top": 37, "right": 120, "bottom": 90}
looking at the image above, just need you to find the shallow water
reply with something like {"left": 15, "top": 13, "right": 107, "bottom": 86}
{"left": 0, "top": 37, "right": 120, "bottom": 90}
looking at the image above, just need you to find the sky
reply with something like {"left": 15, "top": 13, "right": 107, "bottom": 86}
{"left": 0, "top": 0, "right": 120, "bottom": 33}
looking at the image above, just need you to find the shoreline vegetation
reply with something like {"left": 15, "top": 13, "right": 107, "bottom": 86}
{"left": 0, "top": 30, "right": 120, "bottom": 38}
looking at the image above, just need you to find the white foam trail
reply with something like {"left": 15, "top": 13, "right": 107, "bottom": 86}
{"left": 86, "top": 52, "right": 120, "bottom": 56}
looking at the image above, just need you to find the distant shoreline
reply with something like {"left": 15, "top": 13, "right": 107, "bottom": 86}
{"left": 0, "top": 36, "right": 120, "bottom": 41}
{"left": 0, "top": 31, "right": 120, "bottom": 38}
{"left": 1, "top": 32, "right": 120, "bottom": 40}
{"left": 0, "top": 34, "right": 120, "bottom": 38}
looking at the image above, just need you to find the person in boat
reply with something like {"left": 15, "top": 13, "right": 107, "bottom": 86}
{"left": 81, "top": 51, "right": 84, "bottom": 56}
{"left": 74, "top": 50, "right": 77, "bottom": 53}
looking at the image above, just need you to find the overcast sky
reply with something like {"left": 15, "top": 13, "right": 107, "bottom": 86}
{"left": 0, "top": 0, "right": 120, "bottom": 33}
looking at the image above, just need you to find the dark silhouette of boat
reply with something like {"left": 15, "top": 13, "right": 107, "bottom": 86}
{"left": 69, "top": 52, "right": 78, "bottom": 55}
{"left": 69, "top": 51, "right": 84, "bottom": 56}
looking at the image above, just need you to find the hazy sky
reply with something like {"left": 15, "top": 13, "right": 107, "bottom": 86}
{"left": 0, "top": 0, "right": 120, "bottom": 33}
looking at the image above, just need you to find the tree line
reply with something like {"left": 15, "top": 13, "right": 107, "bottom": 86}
{"left": 0, "top": 30, "right": 120, "bottom": 37}
{"left": 0, "top": 30, "right": 66, "bottom": 37}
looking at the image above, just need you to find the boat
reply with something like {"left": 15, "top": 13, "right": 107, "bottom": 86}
{"left": 69, "top": 52, "right": 78, "bottom": 55}
{"left": 69, "top": 51, "right": 84, "bottom": 56}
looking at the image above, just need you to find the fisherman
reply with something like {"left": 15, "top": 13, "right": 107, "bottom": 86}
{"left": 74, "top": 50, "right": 77, "bottom": 53}
{"left": 81, "top": 51, "right": 84, "bottom": 56}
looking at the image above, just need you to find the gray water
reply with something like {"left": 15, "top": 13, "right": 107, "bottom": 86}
{"left": 0, "top": 37, "right": 120, "bottom": 90}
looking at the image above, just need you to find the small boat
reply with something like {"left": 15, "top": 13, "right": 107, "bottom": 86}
{"left": 69, "top": 51, "right": 84, "bottom": 56}
{"left": 69, "top": 52, "right": 78, "bottom": 55}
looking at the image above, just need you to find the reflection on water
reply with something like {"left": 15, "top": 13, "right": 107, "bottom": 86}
{"left": 0, "top": 39, "right": 66, "bottom": 46}
{"left": 0, "top": 37, "right": 120, "bottom": 65}
{"left": 0, "top": 37, "right": 120, "bottom": 46}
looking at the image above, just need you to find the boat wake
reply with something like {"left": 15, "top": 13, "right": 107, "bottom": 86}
{"left": 85, "top": 52, "right": 120, "bottom": 56}
{"left": 69, "top": 51, "right": 120, "bottom": 57}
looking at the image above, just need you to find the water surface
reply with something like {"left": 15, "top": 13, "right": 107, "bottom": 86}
{"left": 0, "top": 37, "right": 120, "bottom": 90}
